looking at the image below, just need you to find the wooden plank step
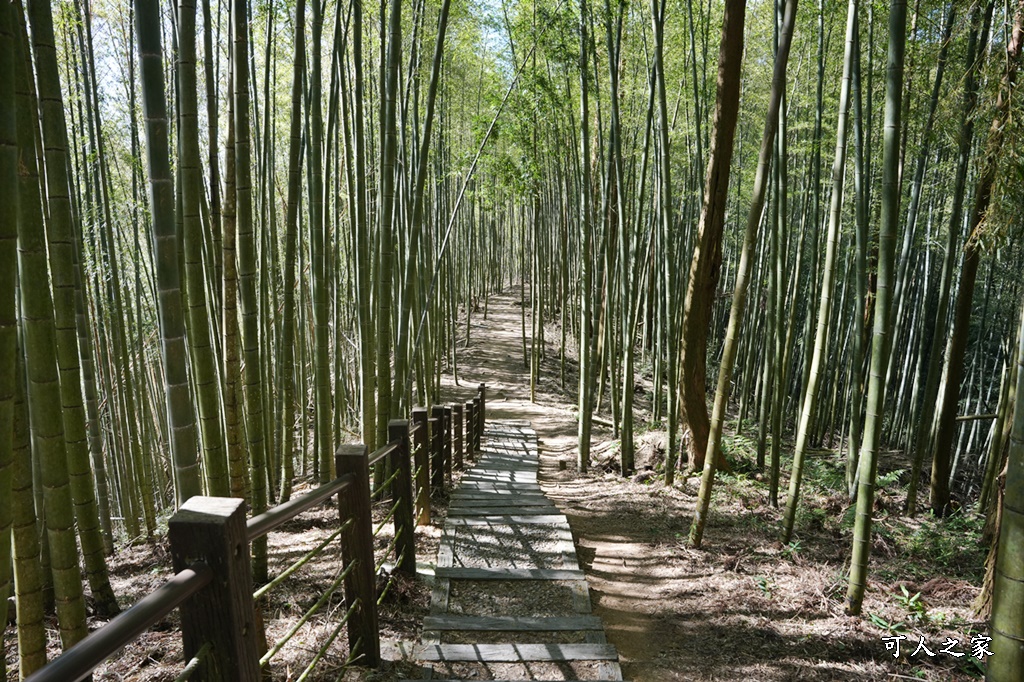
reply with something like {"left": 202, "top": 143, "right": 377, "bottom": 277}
{"left": 460, "top": 477, "right": 539, "bottom": 484}
{"left": 458, "top": 483, "right": 543, "bottom": 491}
{"left": 450, "top": 497, "right": 554, "bottom": 507}
{"left": 450, "top": 498, "right": 551, "bottom": 506}
{"left": 463, "top": 467, "right": 537, "bottom": 474}
{"left": 466, "top": 467, "right": 537, "bottom": 473}
{"left": 415, "top": 643, "right": 618, "bottom": 662}
{"left": 436, "top": 567, "right": 585, "bottom": 580}
{"left": 446, "top": 514, "right": 569, "bottom": 526}
{"left": 421, "top": 615, "right": 604, "bottom": 632}
{"left": 450, "top": 490, "right": 549, "bottom": 499}
{"left": 448, "top": 506, "right": 558, "bottom": 516}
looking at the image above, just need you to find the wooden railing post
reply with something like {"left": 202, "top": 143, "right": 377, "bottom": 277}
{"left": 478, "top": 383, "right": 486, "bottom": 430}
{"left": 169, "top": 497, "right": 261, "bottom": 681}
{"left": 334, "top": 445, "right": 381, "bottom": 667}
{"left": 430, "top": 406, "right": 444, "bottom": 492}
{"left": 472, "top": 396, "right": 482, "bottom": 453}
{"left": 388, "top": 420, "right": 416, "bottom": 575}
{"left": 411, "top": 407, "right": 430, "bottom": 525}
{"left": 464, "top": 400, "right": 475, "bottom": 459}
{"left": 452, "top": 403, "right": 464, "bottom": 470}
{"left": 442, "top": 405, "right": 453, "bottom": 483}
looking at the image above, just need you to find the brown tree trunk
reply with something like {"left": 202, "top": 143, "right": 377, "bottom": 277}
{"left": 678, "top": 0, "right": 746, "bottom": 472}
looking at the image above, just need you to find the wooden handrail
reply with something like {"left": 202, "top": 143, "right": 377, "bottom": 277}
{"left": 368, "top": 440, "right": 399, "bottom": 467}
{"left": 247, "top": 473, "right": 356, "bottom": 541}
{"left": 24, "top": 564, "right": 213, "bottom": 682}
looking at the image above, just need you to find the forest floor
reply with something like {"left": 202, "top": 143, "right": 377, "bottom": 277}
{"left": 5, "top": 289, "right": 991, "bottom": 681}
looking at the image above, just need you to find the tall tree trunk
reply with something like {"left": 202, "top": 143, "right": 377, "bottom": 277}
{"left": 692, "top": 0, "right": 801, "bottom": 547}
{"left": 177, "top": 0, "right": 228, "bottom": 496}
{"left": 0, "top": 0, "right": 15, "bottom": 653}
{"left": 578, "top": 0, "right": 595, "bottom": 473}
{"left": 845, "top": 0, "right": 907, "bottom": 615}
{"left": 989, "top": 275, "right": 1024, "bottom": 679}
{"left": 134, "top": 0, "right": 202, "bottom": 504}
{"left": 904, "top": 0, "right": 985, "bottom": 514}
{"left": 781, "top": 0, "right": 856, "bottom": 543}
{"left": 929, "top": 0, "right": 1018, "bottom": 517}
{"left": 232, "top": 0, "right": 268, "bottom": 579}
{"left": 679, "top": 0, "right": 756, "bottom": 473}
{"left": 14, "top": 8, "right": 89, "bottom": 645}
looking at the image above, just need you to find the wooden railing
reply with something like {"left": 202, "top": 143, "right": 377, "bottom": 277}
{"left": 24, "top": 384, "right": 487, "bottom": 682}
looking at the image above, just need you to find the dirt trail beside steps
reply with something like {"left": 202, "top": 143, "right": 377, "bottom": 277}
{"left": 440, "top": 291, "right": 980, "bottom": 682}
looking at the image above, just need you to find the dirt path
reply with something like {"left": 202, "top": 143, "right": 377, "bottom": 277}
{"left": 440, "top": 291, "right": 982, "bottom": 682}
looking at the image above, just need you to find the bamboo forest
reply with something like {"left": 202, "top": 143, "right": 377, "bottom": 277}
{"left": 1, "top": 0, "right": 1023, "bottom": 676}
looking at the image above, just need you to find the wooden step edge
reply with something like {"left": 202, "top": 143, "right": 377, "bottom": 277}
{"left": 435, "top": 567, "right": 585, "bottom": 580}
{"left": 414, "top": 642, "right": 619, "bottom": 662}
{"left": 421, "top": 614, "right": 604, "bottom": 631}
{"left": 445, "top": 514, "right": 569, "bottom": 526}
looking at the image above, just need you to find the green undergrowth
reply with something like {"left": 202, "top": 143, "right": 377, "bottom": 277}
{"left": 705, "top": 428, "right": 987, "bottom": 584}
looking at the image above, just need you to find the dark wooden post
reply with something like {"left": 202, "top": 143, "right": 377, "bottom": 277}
{"left": 452, "top": 402, "right": 464, "bottom": 470}
{"left": 464, "top": 400, "right": 475, "bottom": 460}
{"left": 429, "top": 408, "right": 443, "bottom": 492}
{"left": 388, "top": 420, "right": 416, "bottom": 575}
{"left": 335, "top": 445, "right": 381, "bottom": 666}
{"left": 411, "top": 407, "right": 430, "bottom": 525}
{"left": 472, "top": 397, "right": 482, "bottom": 453}
{"left": 478, "top": 383, "right": 486, "bottom": 430}
{"left": 442, "top": 406, "right": 453, "bottom": 483}
{"left": 169, "top": 497, "right": 261, "bottom": 681}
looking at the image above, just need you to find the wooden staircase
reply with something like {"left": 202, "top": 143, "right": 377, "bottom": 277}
{"left": 404, "top": 421, "right": 624, "bottom": 681}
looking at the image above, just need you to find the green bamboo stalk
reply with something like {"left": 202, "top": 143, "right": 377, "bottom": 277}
{"left": 177, "top": 0, "right": 228, "bottom": 496}
{"left": 279, "top": 0, "right": 306, "bottom": 502}
{"left": 11, "top": 343, "right": 46, "bottom": 676}
{"left": 232, "top": 0, "right": 269, "bottom": 580}
{"left": 578, "top": 0, "right": 594, "bottom": 473}
{"left": 989, "top": 292, "right": 1024, "bottom": 680}
{"left": 133, "top": 0, "right": 203, "bottom": 504}
{"left": 845, "top": 0, "right": 907, "bottom": 615}
{"left": 0, "top": 0, "right": 15, "bottom": 655}
{"left": 780, "top": 0, "right": 856, "bottom": 544}
{"left": 27, "top": 0, "right": 119, "bottom": 614}
{"left": 13, "top": 6, "right": 89, "bottom": 644}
